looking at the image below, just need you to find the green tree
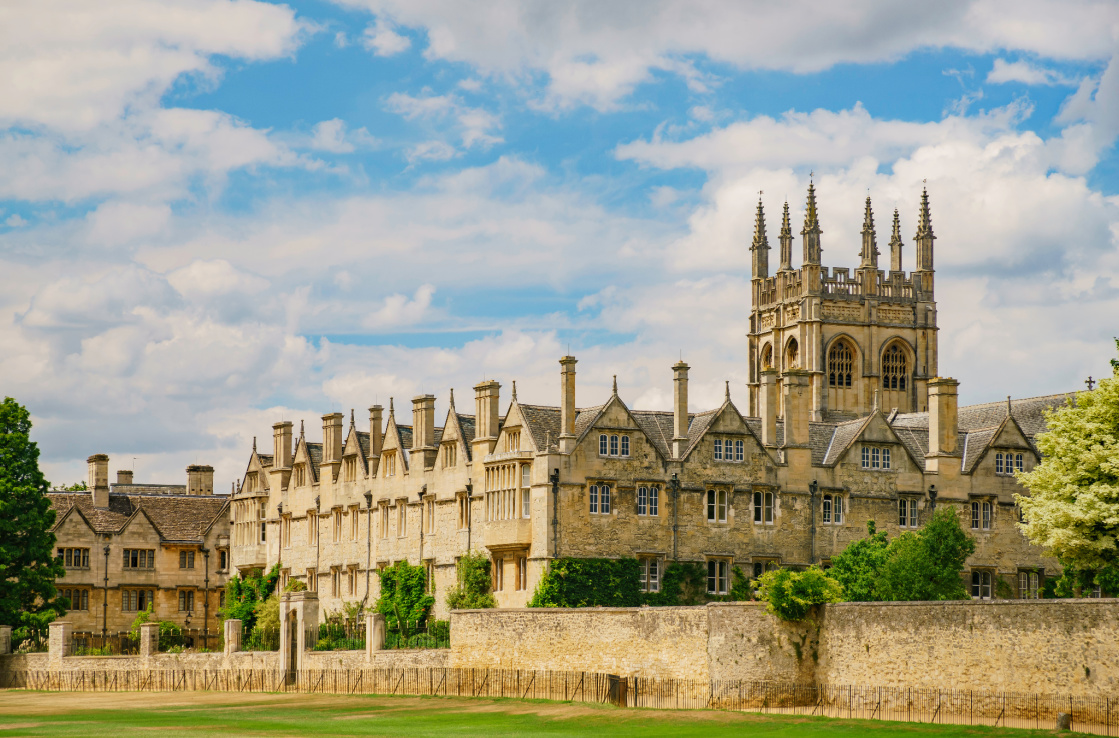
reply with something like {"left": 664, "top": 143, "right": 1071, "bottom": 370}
{"left": 1017, "top": 344, "right": 1119, "bottom": 570}
{"left": 753, "top": 566, "right": 843, "bottom": 621}
{"left": 375, "top": 561, "right": 434, "bottom": 627}
{"left": 0, "top": 397, "right": 66, "bottom": 629}
{"left": 445, "top": 550, "right": 496, "bottom": 610}
{"left": 828, "top": 520, "right": 890, "bottom": 601}
{"left": 218, "top": 563, "right": 280, "bottom": 632}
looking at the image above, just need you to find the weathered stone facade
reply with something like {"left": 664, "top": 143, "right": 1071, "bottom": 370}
{"left": 232, "top": 186, "right": 1065, "bottom": 619}
{"left": 46, "top": 455, "right": 230, "bottom": 634}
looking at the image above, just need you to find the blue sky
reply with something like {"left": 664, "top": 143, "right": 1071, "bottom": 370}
{"left": 1, "top": 0, "right": 1117, "bottom": 487}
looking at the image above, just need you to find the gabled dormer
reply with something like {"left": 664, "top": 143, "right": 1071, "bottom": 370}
{"left": 340, "top": 412, "right": 369, "bottom": 483}
{"left": 438, "top": 390, "right": 474, "bottom": 469}
{"left": 290, "top": 425, "right": 321, "bottom": 489}
{"left": 380, "top": 400, "right": 409, "bottom": 478}
{"left": 679, "top": 385, "right": 767, "bottom": 464}
{"left": 580, "top": 381, "right": 665, "bottom": 465}
{"left": 824, "top": 410, "right": 923, "bottom": 472}
{"left": 962, "top": 405, "right": 1038, "bottom": 477}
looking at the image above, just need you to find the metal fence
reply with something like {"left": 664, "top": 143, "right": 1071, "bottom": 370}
{"left": 383, "top": 620, "right": 449, "bottom": 650}
{"left": 159, "top": 628, "right": 222, "bottom": 653}
{"left": 242, "top": 626, "right": 280, "bottom": 652}
{"left": 307, "top": 622, "right": 366, "bottom": 651}
{"left": 69, "top": 632, "right": 139, "bottom": 656}
{"left": 2, "top": 669, "right": 1117, "bottom": 735}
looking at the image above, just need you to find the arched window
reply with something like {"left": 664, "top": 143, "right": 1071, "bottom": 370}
{"left": 882, "top": 344, "right": 908, "bottom": 390}
{"left": 785, "top": 338, "right": 799, "bottom": 370}
{"left": 827, "top": 340, "right": 854, "bottom": 388}
{"left": 760, "top": 344, "right": 773, "bottom": 370}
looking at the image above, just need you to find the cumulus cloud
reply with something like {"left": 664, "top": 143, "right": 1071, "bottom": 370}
{"left": 362, "top": 17, "right": 412, "bottom": 56}
{"left": 309, "top": 118, "right": 377, "bottom": 153}
{"left": 386, "top": 91, "right": 503, "bottom": 155}
{"left": 987, "top": 58, "right": 1079, "bottom": 86}
{"left": 334, "top": 0, "right": 1118, "bottom": 108}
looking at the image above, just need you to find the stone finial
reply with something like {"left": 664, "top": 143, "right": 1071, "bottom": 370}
{"left": 1007, "top": 396, "right": 1012, "bottom": 416}
{"left": 612, "top": 375, "right": 618, "bottom": 396}
{"left": 512, "top": 380, "right": 517, "bottom": 402}
{"left": 350, "top": 409, "right": 355, "bottom": 428}
{"left": 859, "top": 195, "right": 878, "bottom": 268}
{"left": 448, "top": 387, "right": 455, "bottom": 408}
{"left": 889, "top": 207, "right": 904, "bottom": 273}
{"left": 750, "top": 195, "right": 770, "bottom": 279}
{"left": 299, "top": 420, "right": 304, "bottom": 439}
{"left": 916, "top": 185, "right": 935, "bottom": 240}
{"left": 802, "top": 179, "right": 821, "bottom": 235}
{"left": 725, "top": 380, "right": 731, "bottom": 400}
{"left": 252, "top": 436, "right": 257, "bottom": 452}
{"left": 389, "top": 398, "right": 394, "bottom": 415}
{"left": 873, "top": 388, "right": 880, "bottom": 412}
{"left": 779, "top": 200, "right": 793, "bottom": 271}
{"left": 752, "top": 196, "right": 768, "bottom": 250}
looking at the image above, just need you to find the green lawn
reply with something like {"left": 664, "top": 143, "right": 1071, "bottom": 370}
{"left": 0, "top": 692, "right": 1065, "bottom": 737}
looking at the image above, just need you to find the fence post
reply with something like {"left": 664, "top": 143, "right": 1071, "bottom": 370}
{"left": 366, "top": 612, "right": 385, "bottom": 660}
{"left": 224, "top": 619, "right": 242, "bottom": 656}
{"left": 0, "top": 625, "right": 10, "bottom": 655}
{"left": 139, "top": 623, "right": 160, "bottom": 659}
{"left": 48, "top": 621, "right": 72, "bottom": 665}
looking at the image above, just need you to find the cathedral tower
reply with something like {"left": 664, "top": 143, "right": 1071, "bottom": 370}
{"left": 748, "top": 182, "right": 939, "bottom": 420}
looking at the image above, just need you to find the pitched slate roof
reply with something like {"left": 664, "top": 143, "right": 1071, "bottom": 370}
{"left": 257, "top": 453, "right": 274, "bottom": 469}
{"left": 48, "top": 492, "right": 228, "bottom": 542}
{"left": 518, "top": 404, "right": 560, "bottom": 451}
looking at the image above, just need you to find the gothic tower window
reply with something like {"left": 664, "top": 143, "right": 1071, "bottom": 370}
{"left": 785, "top": 338, "right": 799, "bottom": 370}
{"left": 827, "top": 340, "right": 854, "bottom": 387}
{"left": 760, "top": 343, "right": 773, "bottom": 370}
{"left": 882, "top": 344, "right": 908, "bottom": 390}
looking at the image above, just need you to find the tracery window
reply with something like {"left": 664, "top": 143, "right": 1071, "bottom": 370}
{"left": 785, "top": 338, "right": 800, "bottom": 370}
{"left": 828, "top": 340, "right": 854, "bottom": 388}
{"left": 882, "top": 344, "right": 908, "bottom": 390}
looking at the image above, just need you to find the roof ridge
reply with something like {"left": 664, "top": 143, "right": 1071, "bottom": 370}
{"left": 961, "top": 392, "right": 1075, "bottom": 409}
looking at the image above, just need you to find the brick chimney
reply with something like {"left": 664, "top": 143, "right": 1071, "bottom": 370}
{"left": 87, "top": 454, "right": 109, "bottom": 508}
{"left": 672, "top": 361, "right": 689, "bottom": 458}
{"left": 559, "top": 356, "right": 577, "bottom": 453}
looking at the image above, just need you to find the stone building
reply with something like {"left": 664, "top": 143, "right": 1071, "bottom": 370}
{"left": 47, "top": 455, "right": 230, "bottom": 634}
{"left": 232, "top": 184, "right": 1066, "bottom": 618}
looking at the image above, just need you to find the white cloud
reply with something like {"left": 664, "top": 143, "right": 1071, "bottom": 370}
{"left": 365, "top": 284, "right": 437, "bottom": 329}
{"left": 387, "top": 91, "right": 503, "bottom": 155}
{"left": 5, "top": 213, "right": 27, "bottom": 227}
{"left": 334, "top": 0, "right": 1118, "bottom": 109}
{"left": 0, "top": 0, "right": 306, "bottom": 131}
{"left": 309, "top": 118, "right": 377, "bottom": 153}
{"left": 987, "top": 58, "right": 1079, "bottom": 86}
{"left": 362, "top": 18, "right": 411, "bottom": 56}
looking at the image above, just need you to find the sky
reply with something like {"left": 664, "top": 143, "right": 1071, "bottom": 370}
{"left": 2, "top": 0, "right": 1118, "bottom": 490}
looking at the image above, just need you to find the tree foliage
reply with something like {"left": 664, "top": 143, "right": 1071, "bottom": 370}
{"left": 375, "top": 560, "right": 434, "bottom": 627}
{"left": 219, "top": 564, "right": 280, "bottom": 632}
{"left": 829, "top": 509, "right": 974, "bottom": 602}
{"left": 0, "top": 397, "right": 66, "bottom": 629}
{"left": 527, "top": 557, "right": 643, "bottom": 607}
{"left": 1017, "top": 345, "right": 1119, "bottom": 570}
{"left": 753, "top": 566, "right": 843, "bottom": 621}
{"left": 445, "top": 550, "right": 496, "bottom": 610}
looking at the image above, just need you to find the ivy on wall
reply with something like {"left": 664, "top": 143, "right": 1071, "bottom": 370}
{"left": 528, "top": 558, "right": 757, "bottom": 608}
{"left": 375, "top": 560, "right": 434, "bottom": 627}
{"left": 446, "top": 550, "right": 496, "bottom": 610}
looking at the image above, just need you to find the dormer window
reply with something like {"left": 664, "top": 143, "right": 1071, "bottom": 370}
{"left": 504, "top": 430, "right": 521, "bottom": 452}
{"left": 343, "top": 456, "right": 358, "bottom": 482}
{"left": 861, "top": 446, "right": 892, "bottom": 470}
{"left": 598, "top": 433, "right": 630, "bottom": 458}
{"left": 383, "top": 451, "right": 397, "bottom": 477}
{"left": 714, "top": 438, "right": 744, "bottom": 462}
{"left": 442, "top": 443, "right": 457, "bottom": 468}
{"left": 995, "top": 451, "right": 1023, "bottom": 475}
{"left": 292, "top": 464, "right": 307, "bottom": 487}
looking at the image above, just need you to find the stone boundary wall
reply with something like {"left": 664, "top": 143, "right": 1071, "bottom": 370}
{"left": 817, "top": 599, "right": 1119, "bottom": 696}
{"left": 448, "top": 606, "right": 710, "bottom": 680}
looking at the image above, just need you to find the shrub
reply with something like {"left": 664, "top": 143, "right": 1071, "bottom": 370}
{"left": 528, "top": 557, "right": 643, "bottom": 607}
{"left": 445, "top": 550, "right": 496, "bottom": 610}
{"left": 754, "top": 567, "right": 843, "bottom": 621}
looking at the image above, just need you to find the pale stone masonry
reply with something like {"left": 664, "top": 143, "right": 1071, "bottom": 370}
{"left": 233, "top": 185, "right": 1065, "bottom": 619}
{"left": 46, "top": 456, "right": 230, "bottom": 634}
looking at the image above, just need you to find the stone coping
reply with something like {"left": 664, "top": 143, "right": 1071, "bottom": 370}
{"left": 453, "top": 598, "right": 1119, "bottom": 615}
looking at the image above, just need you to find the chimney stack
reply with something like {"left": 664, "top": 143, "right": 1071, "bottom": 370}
{"left": 672, "top": 361, "right": 689, "bottom": 458}
{"left": 473, "top": 380, "right": 501, "bottom": 457}
{"left": 116, "top": 469, "right": 133, "bottom": 485}
{"left": 759, "top": 369, "right": 778, "bottom": 447}
{"left": 186, "top": 465, "right": 214, "bottom": 495}
{"left": 412, "top": 394, "right": 438, "bottom": 469}
{"left": 559, "top": 356, "right": 577, "bottom": 453}
{"left": 322, "top": 413, "right": 344, "bottom": 464}
{"left": 368, "top": 404, "right": 384, "bottom": 460}
{"left": 273, "top": 421, "right": 293, "bottom": 468}
{"left": 88, "top": 454, "right": 109, "bottom": 508}
{"left": 926, "top": 377, "right": 960, "bottom": 474}
{"left": 781, "top": 370, "right": 811, "bottom": 448}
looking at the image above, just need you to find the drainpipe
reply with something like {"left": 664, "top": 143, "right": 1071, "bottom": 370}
{"left": 670, "top": 473, "right": 680, "bottom": 562}
{"left": 549, "top": 469, "right": 560, "bottom": 558}
{"left": 809, "top": 480, "right": 818, "bottom": 565}
{"left": 314, "top": 495, "right": 320, "bottom": 592}
{"left": 364, "top": 491, "right": 373, "bottom": 607}
{"left": 465, "top": 482, "right": 473, "bottom": 551}
{"left": 202, "top": 547, "right": 210, "bottom": 646}
{"left": 102, "top": 543, "right": 110, "bottom": 641}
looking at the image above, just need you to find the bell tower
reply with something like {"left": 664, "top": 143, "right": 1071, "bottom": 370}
{"left": 748, "top": 182, "right": 939, "bottom": 420}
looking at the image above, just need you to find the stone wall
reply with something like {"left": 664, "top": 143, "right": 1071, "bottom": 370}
{"left": 816, "top": 599, "right": 1119, "bottom": 696}
{"left": 449, "top": 606, "right": 710, "bottom": 679}
{"left": 0, "top": 650, "right": 277, "bottom": 672}
{"left": 705, "top": 603, "right": 813, "bottom": 683}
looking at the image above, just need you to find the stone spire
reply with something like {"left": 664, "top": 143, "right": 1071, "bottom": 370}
{"left": 801, "top": 178, "right": 822, "bottom": 265}
{"left": 914, "top": 185, "right": 935, "bottom": 272}
{"left": 889, "top": 208, "right": 903, "bottom": 273}
{"left": 779, "top": 200, "right": 793, "bottom": 271}
{"left": 859, "top": 195, "right": 878, "bottom": 268}
{"left": 749, "top": 195, "right": 769, "bottom": 279}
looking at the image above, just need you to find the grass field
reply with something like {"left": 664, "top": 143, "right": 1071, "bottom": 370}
{"left": 0, "top": 691, "right": 1073, "bottom": 737}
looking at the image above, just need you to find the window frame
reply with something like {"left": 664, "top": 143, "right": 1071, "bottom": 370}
{"left": 706, "top": 558, "right": 730, "bottom": 595}
{"left": 706, "top": 488, "right": 729, "bottom": 523}
{"left": 589, "top": 483, "right": 612, "bottom": 515}
{"left": 898, "top": 497, "right": 918, "bottom": 528}
{"left": 638, "top": 556, "right": 661, "bottom": 593}
{"left": 752, "top": 490, "right": 774, "bottom": 525}
{"left": 971, "top": 570, "right": 993, "bottom": 600}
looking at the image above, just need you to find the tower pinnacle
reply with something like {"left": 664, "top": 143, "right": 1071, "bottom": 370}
{"left": 889, "top": 208, "right": 904, "bottom": 273}
{"left": 859, "top": 195, "right": 878, "bottom": 268}
{"left": 750, "top": 196, "right": 770, "bottom": 279}
{"left": 800, "top": 179, "right": 822, "bottom": 265}
{"left": 914, "top": 185, "right": 936, "bottom": 275}
{"left": 779, "top": 201, "right": 793, "bottom": 271}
